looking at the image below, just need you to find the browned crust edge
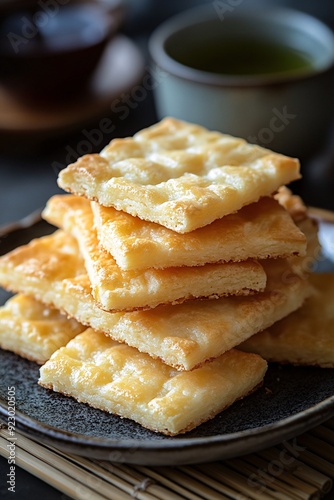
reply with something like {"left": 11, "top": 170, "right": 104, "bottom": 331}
{"left": 37, "top": 380, "right": 265, "bottom": 436}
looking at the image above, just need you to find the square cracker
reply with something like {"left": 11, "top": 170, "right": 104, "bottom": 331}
{"left": 91, "top": 196, "right": 306, "bottom": 270}
{"left": 42, "top": 196, "right": 266, "bottom": 311}
{"left": 0, "top": 231, "right": 311, "bottom": 370}
{"left": 0, "top": 294, "right": 85, "bottom": 364}
{"left": 240, "top": 273, "right": 334, "bottom": 368}
{"left": 57, "top": 118, "right": 300, "bottom": 233}
{"left": 39, "top": 328, "right": 267, "bottom": 435}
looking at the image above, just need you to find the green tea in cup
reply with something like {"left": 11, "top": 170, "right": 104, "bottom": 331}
{"left": 150, "top": 7, "right": 334, "bottom": 158}
{"left": 174, "top": 37, "right": 314, "bottom": 77}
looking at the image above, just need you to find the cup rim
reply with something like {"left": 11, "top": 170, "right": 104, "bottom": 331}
{"left": 149, "top": 5, "right": 334, "bottom": 88}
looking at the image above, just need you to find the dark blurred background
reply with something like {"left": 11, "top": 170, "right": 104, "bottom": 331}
{"left": 0, "top": 0, "right": 334, "bottom": 229}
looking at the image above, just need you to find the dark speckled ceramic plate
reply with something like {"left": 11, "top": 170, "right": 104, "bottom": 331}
{"left": 0, "top": 216, "right": 334, "bottom": 466}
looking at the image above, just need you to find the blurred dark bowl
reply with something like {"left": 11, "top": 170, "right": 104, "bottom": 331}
{"left": 0, "top": 0, "right": 123, "bottom": 106}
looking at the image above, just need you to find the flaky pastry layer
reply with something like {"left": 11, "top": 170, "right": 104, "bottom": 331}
{"left": 0, "top": 232, "right": 311, "bottom": 370}
{"left": 288, "top": 217, "right": 320, "bottom": 277}
{"left": 275, "top": 186, "right": 308, "bottom": 223}
{"left": 275, "top": 187, "right": 320, "bottom": 277}
{"left": 91, "top": 196, "right": 306, "bottom": 270}
{"left": 0, "top": 294, "right": 85, "bottom": 364}
{"left": 39, "top": 328, "right": 267, "bottom": 435}
{"left": 43, "top": 196, "right": 266, "bottom": 311}
{"left": 240, "top": 273, "right": 334, "bottom": 367}
{"left": 58, "top": 118, "right": 300, "bottom": 233}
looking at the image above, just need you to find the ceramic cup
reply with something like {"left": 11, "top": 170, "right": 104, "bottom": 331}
{"left": 149, "top": 6, "right": 334, "bottom": 159}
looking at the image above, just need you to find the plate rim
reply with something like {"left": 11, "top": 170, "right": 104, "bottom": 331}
{"left": 1, "top": 214, "right": 334, "bottom": 465}
{"left": 1, "top": 391, "right": 334, "bottom": 451}
{"left": 1, "top": 392, "right": 334, "bottom": 465}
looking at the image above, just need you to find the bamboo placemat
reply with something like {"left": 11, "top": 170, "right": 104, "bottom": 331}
{"left": 1, "top": 419, "right": 334, "bottom": 500}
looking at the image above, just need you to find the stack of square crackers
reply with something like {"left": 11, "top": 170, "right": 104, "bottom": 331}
{"left": 0, "top": 118, "right": 332, "bottom": 436}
